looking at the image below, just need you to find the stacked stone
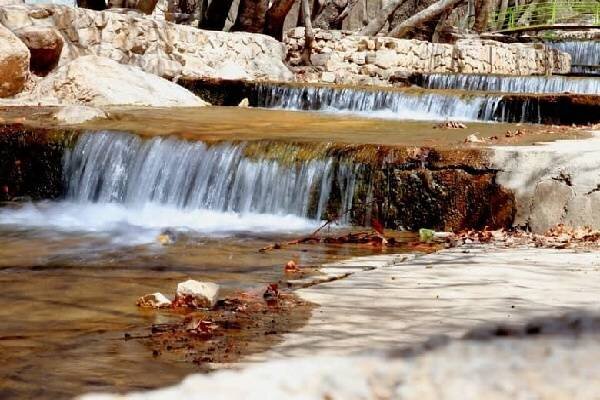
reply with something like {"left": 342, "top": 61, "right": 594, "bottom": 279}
{"left": 285, "top": 28, "right": 571, "bottom": 86}
{"left": 0, "top": 4, "right": 293, "bottom": 82}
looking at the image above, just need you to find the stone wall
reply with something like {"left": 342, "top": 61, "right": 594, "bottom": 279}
{"left": 0, "top": 4, "right": 293, "bottom": 82}
{"left": 285, "top": 28, "right": 571, "bottom": 86}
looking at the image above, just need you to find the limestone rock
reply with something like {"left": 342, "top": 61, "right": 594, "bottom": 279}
{"left": 175, "top": 279, "right": 220, "bottom": 309}
{"left": 0, "top": 23, "right": 29, "bottom": 97}
{"left": 14, "top": 25, "right": 63, "bottom": 76}
{"left": 0, "top": 4, "right": 293, "bottom": 82}
{"left": 53, "top": 105, "right": 107, "bottom": 124}
{"left": 29, "top": 55, "right": 208, "bottom": 107}
{"left": 136, "top": 292, "right": 172, "bottom": 309}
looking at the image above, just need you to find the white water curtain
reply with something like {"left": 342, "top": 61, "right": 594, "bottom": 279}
{"left": 24, "top": 0, "right": 77, "bottom": 6}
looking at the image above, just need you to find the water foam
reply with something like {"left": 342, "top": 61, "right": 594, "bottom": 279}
{"left": 0, "top": 201, "right": 319, "bottom": 244}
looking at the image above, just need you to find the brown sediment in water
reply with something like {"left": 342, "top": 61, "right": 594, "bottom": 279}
{"left": 135, "top": 291, "right": 314, "bottom": 368}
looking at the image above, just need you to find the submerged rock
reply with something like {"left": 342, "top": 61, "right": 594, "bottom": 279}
{"left": 136, "top": 293, "right": 172, "bottom": 309}
{"left": 53, "top": 105, "right": 107, "bottom": 124}
{"left": 0, "top": 23, "right": 29, "bottom": 97}
{"left": 27, "top": 55, "right": 209, "bottom": 107}
{"left": 174, "top": 280, "right": 220, "bottom": 309}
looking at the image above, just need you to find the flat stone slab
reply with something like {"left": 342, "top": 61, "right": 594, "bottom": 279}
{"left": 250, "top": 246, "right": 600, "bottom": 360}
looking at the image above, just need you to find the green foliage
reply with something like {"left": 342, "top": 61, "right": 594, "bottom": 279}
{"left": 488, "top": 0, "right": 600, "bottom": 31}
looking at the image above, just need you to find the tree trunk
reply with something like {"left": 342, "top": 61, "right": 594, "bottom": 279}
{"left": 389, "top": 0, "right": 464, "bottom": 38}
{"left": 312, "top": 0, "right": 361, "bottom": 29}
{"left": 166, "top": 0, "right": 177, "bottom": 21}
{"left": 336, "top": 0, "right": 361, "bottom": 24}
{"left": 265, "top": 0, "right": 297, "bottom": 40}
{"left": 358, "top": 0, "right": 407, "bottom": 36}
{"left": 472, "top": 0, "right": 492, "bottom": 32}
{"left": 431, "top": 9, "right": 450, "bottom": 42}
{"left": 313, "top": 0, "right": 346, "bottom": 29}
{"left": 136, "top": 0, "right": 159, "bottom": 14}
{"left": 199, "top": 0, "right": 235, "bottom": 30}
{"left": 301, "top": 0, "right": 314, "bottom": 65}
{"left": 78, "top": 0, "right": 107, "bottom": 10}
{"left": 233, "top": 0, "right": 270, "bottom": 33}
{"left": 360, "top": 0, "right": 368, "bottom": 25}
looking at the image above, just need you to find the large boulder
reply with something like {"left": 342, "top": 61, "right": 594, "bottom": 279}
{"left": 28, "top": 55, "right": 209, "bottom": 106}
{"left": 14, "top": 26, "right": 63, "bottom": 76}
{"left": 0, "top": 23, "right": 30, "bottom": 97}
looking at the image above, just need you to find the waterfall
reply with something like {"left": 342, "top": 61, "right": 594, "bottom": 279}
{"left": 419, "top": 73, "right": 600, "bottom": 95}
{"left": 547, "top": 41, "right": 600, "bottom": 74}
{"left": 63, "top": 131, "right": 355, "bottom": 220}
{"left": 255, "top": 84, "right": 502, "bottom": 122}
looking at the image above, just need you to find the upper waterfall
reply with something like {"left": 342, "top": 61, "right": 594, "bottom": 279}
{"left": 547, "top": 41, "right": 600, "bottom": 75}
{"left": 63, "top": 131, "right": 355, "bottom": 220}
{"left": 255, "top": 84, "right": 501, "bottom": 122}
{"left": 419, "top": 73, "right": 600, "bottom": 95}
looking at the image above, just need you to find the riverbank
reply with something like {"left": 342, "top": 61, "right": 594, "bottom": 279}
{"left": 80, "top": 243, "right": 600, "bottom": 399}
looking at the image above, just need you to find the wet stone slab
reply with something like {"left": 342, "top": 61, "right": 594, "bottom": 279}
{"left": 247, "top": 246, "right": 600, "bottom": 360}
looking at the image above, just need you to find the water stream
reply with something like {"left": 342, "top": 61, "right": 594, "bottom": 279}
{"left": 547, "top": 41, "right": 600, "bottom": 75}
{"left": 0, "top": 129, "right": 390, "bottom": 399}
{"left": 255, "top": 84, "right": 501, "bottom": 122}
{"left": 419, "top": 73, "right": 600, "bottom": 95}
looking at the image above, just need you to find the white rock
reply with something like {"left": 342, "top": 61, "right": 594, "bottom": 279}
{"left": 176, "top": 280, "right": 219, "bottom": 309}
{"left": 136, "top": 292, "right": 172, "bottom": 308}
{"left": 465, "top": 134, "right": 485, "bottom": 143}
{"left": 29, "top": 55, "right": 209, "bottom": 107}
{"left": 0, "top": 23, "right": 30, "bottom": 97}
{"left": 321, "top": 72, "right": 336, "bottom": 83}
{"left": 53, "top": 105, "right": 107, "bottom": 124}
{"left": 374, "top": 50, "right": 398, "bottom": 69}
{"left": 238, "top": 98, "right": 249, "bottom": 107}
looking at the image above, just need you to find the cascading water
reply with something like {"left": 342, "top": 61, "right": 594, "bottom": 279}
{"left": 419, "top": 73, "right": 600, "bottom": 95}
{"left": 255, "top": 84, "right": 502, "bottom": 122}
{"left": 63, "top": 131, "right": 355, "bottom": 220}
{"left": 0, "top": 131, "right": 359, "bottom": 241}
{"left": 547, "top": 41, "right": 600, "bottom": 75}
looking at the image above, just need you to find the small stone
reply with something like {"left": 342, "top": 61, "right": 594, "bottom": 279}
{"left": 374, "top": 50, "right": 398, "bottom": 69}
{"left": 263, "top": 283, "right": 279, "bottom": 301}
{"left": 175, "top": 280, "right": 220, "bottom": 309}
{"left": 465, "top": 134, "right": 485, "bottom": 143}
{"left": 310, "top": 53, "right": 331, "bottom": 67}
{"left": 54, "top": 105, "right": 107, "bottom": 124}
{"left": 285, "top": 260, "right": 300, "bottom": 273}
{"left": 351, "top": 52, "right": 366, "bottom": 66}
{"left": 289, "top": 27, "right": 305, "bottom": 39}
{"left": 238, "top": 98, "right": 249, "bottom": 107}
{"left": 136, "top": 292, "right": 172, "bottom": 308}
{"left": 321, "top": 71, "right": 336, "bottom": 83}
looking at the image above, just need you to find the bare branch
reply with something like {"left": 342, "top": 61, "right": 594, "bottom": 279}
{"left": 388, "top": 0, "right": 464, "bottom": 38}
